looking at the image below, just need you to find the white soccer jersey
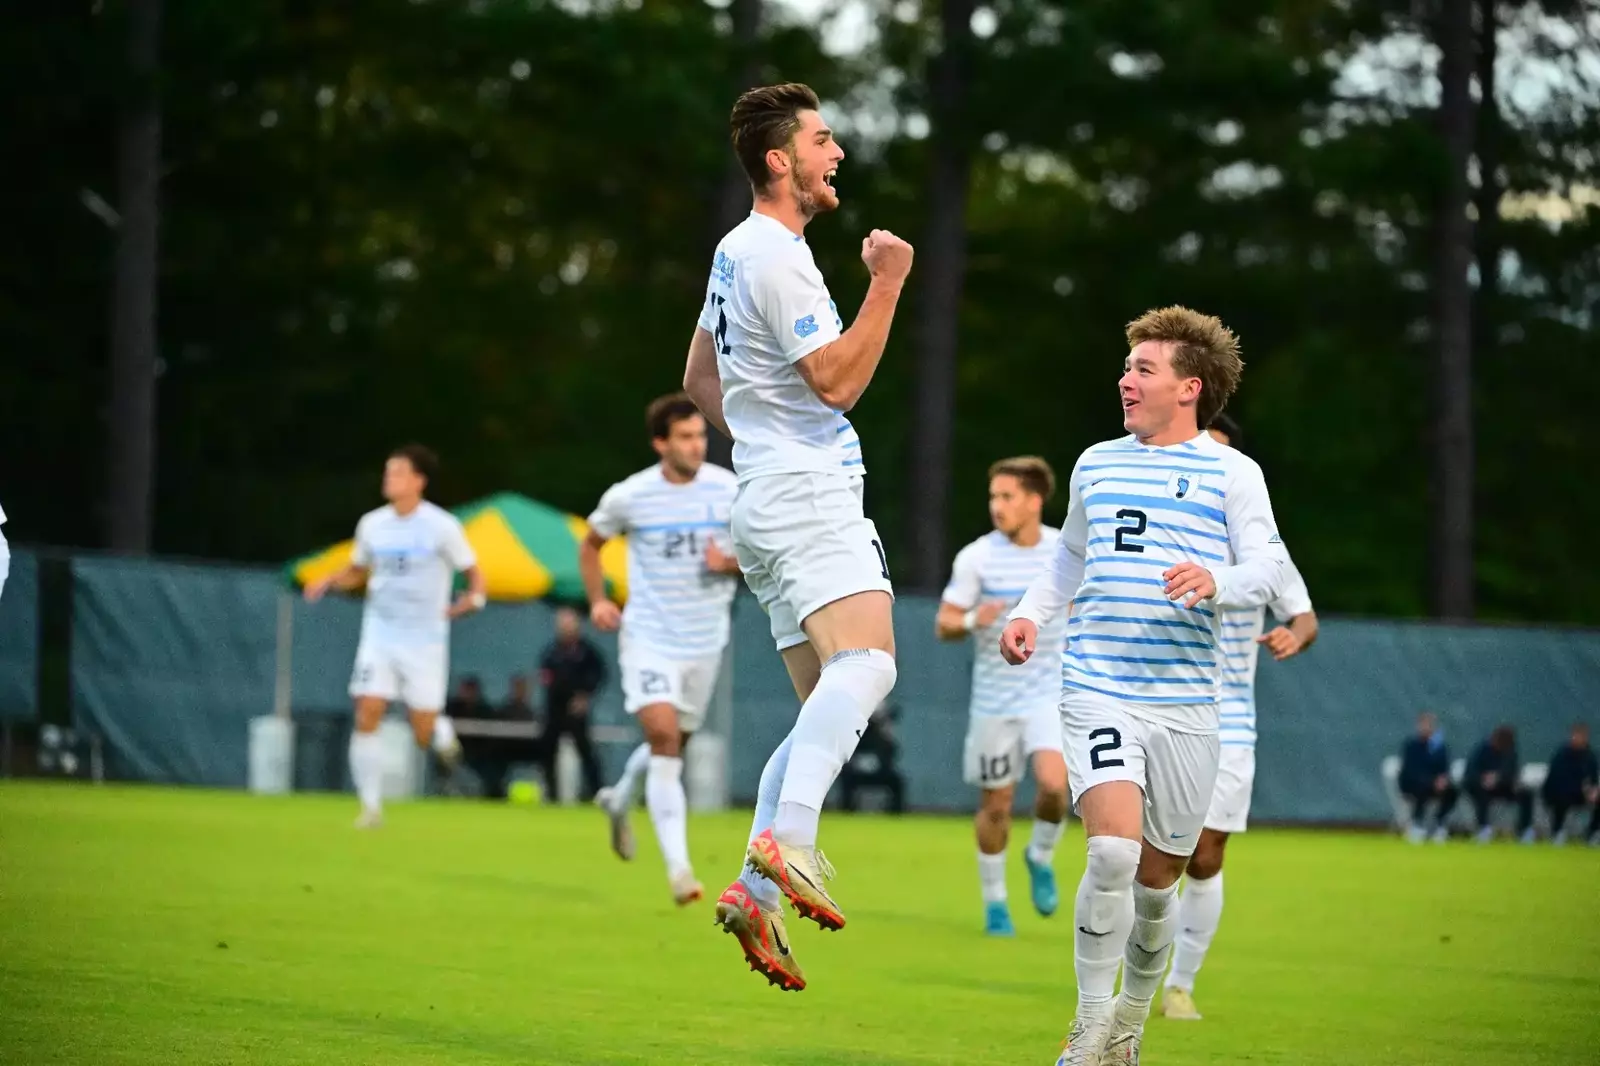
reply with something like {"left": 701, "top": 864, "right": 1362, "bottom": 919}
{"left": 697, "top": 212, "right": 864, "bottom": 482}
{"left": 942, "top": 528, "right": 1065, "bottom": 719}
{"left": 351, "top": 501, "right": 476, "bottom": 647}
{"left": 1218, "top": 556, "right": 1313, "bottom": 750}
{"left": 587, "top": 464, "right": 739, "bottom": 660}
{"left": 1011, "top": 433, "right": 1290, "bottom": 732}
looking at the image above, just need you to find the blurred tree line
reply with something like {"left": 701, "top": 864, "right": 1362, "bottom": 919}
{"left": 2, "top": 0, "right": 1596, "bottom": 623}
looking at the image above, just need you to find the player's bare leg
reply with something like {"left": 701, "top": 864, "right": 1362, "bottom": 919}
{"left": 408, "top": 707, "right": 462, "bottom": 770}
{"left": 628, "top": 702, "right": 700, "bottom": 904}
{"left": 717, "top": 643, "right": 819, "bottom": 984}
{"left": 1026, "top": 748, "right": 1069, "bottom": 918}
{"left": 1161, "top": 828, "right": 1228, "bottom": 1020}
{"left": 596, "top": 742, "right": 651, "bottom": 862}
{"left": 349, "top": 697, "right": 388, "bottom": 827}
{"left": 975, "top": 782, "right": 1016, "bottom": 935}
{"left": 747, "top": 590, "right": 896, "bottom": 931}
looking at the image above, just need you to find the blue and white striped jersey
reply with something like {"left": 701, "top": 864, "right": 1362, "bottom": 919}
{"left": 1218, "top": 556, "right": 1312, "bottom": 749}
{"left": 697, "top": 213, "right": 865, "bottom": 482}
{"left": 1011, "top": 433, "right": 1290, "bottom": 733}
{"left": 352, "top": 501, "right": 477, "bottom": 647}
{"left": 587, "top": 463, "right": 740, "bottom": 661}
{"left": 941, "top": 527, "right": 1064, "bottom": 719}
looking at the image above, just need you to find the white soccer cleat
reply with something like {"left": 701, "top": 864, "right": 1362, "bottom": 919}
{"left": 594, "top": 787, "right": 635, "bottom": 861}
{"left": 1405, "top": 825, "right": 1426, "bottom": 844}
{"left": 1054, "top": 1014, "right": 1110, "bottom": 1066}
{"left": 1100, "top": 1024, "right": 1142, "bottom": 1065}
{"left": 1160, "top": 985, "right": 1202, "bottom": 1021}
{"left": 670, "top": 870, "right": 705, "bottom": 906}
{"left": 1430, "top": 825, "right": 1449, "bottom": 844}
{"left": 354, "top": 809, "right": 383, "bottom": 830}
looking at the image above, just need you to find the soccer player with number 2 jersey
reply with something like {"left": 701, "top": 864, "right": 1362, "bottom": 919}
{"left": 1001, "top": 307, "right": 1292, "bottom": 1065}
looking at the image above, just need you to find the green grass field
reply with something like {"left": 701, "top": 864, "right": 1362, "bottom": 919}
{"left": 0, "top": 782, "right": 1595, "bottom": 1065}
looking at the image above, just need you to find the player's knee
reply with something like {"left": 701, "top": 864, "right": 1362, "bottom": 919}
{"left": 978, "top": 787, "right": 1014, "bottom": 822}
{"left": 822, "top": 647, "right": 897, "bottom": 706}
{"left": 1186, "top": 832, "right": 1227, "bottom": 880}
{"left": 1085, "top": 835, "right": 1141, "bottom": 893}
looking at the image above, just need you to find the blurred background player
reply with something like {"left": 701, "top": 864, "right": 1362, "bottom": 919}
{"left": 682, "top": 83, "right": 913, "bottom": 991}
{"left": 1397, "top": 711, "right": 1458, "bottom": 842}
{"left": 580, "top": 392, "right": 740, "bottom": 905}
{"left": 1002, "top": 308, "right": 1289, "bottom": 1064}
{"left": 936, "top": 456, "right": 1069, "bottom": 936}
{"left": 1160, "top": 414, "right": 1318, "bottom": 1021}
{"left": 304, "top": 445, "right": 485, "bottom": 828}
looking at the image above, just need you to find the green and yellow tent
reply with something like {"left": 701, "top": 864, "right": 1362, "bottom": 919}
{"left": 286, "top": 492, "right": 629, "bottom": 604}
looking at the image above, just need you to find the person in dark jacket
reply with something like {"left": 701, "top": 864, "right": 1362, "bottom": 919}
{"left": 538, "top": 607, "right": 607, "bottom": 801}
{"left": 1398, "top": 712, "right": 1458, "bottom": 842}
{"left": 1542, "top": 722, "right": 1599, "bottom": 845}
{"left": 1463, "top": 725, "right": 1534, "bottom": 843}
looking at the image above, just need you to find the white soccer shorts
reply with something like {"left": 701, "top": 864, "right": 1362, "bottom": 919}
{"left": 1059, "top": 688, "right": 1221, "bottom": 858}
{"left": 730, "top": 472, "right": 894, "bottom": 651}
{"left": 1203, "top": 745, "right": 1256, "bottom": 834}
{"left": 962, "top": 704, "right": 1064, "bottom": 790}
{"left": 618, "top": 637, "right": 722, "bottom": 733}
{"left": 348, "top": 640, "right": 449, "bottom": 713}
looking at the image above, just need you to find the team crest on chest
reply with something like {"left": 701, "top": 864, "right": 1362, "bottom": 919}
{"left": 1165, "top": 471, "right": 1203, "bottom": 501}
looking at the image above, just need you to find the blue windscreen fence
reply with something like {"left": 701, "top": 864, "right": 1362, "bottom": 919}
{"left": 63, "top": 555, "right": 1600, "bottom": 822}
{"left": 0, "top": 549, "right": 39, "bottom": 721}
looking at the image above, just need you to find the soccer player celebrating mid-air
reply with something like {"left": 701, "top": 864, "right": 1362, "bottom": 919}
{"left": 1159, "top": 413, "right": 1318, "bottom": 1022}
{"left": 304, "top": 445, "right": 485, "bottom": 829}
{"left": 999, "top": 308, "right": 1290, "bottom": 1064}
{"left": 580, "top": 392, "right": 741, "bottom": 907}
{"left": 936, "top": 457, "right": 1070, "bottom": 936}
{"left": 681, "top": 82, "right": 913, "bottom": 992}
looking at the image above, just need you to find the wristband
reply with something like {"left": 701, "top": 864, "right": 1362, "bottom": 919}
{"left": 469, "top": 592, "right": 487, "bottom": 609}
{"left": 962, "top": 609, "right": 978, "bottom": 632}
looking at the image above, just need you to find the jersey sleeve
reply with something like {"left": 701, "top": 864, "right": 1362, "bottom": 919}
{"left": 1210, "top": 457, "right": 1289, "bottom": 609}
{"left": 586, "top": 481, "right": 630, "bottom": 541}
{"left": 750, "top": 250, "right": 843, "bottom": 365}
{"left": 440, "top": 514, "right": 477, "bottom": 570}
{"left": 350, "top": 515, "right": 373, "bottom": 568}
{"left": 1011, "top": 453, "right": 1088, "bottom": 626}
{"left": 1268, "top": 554, "right": 1313, "bottom": 622}
{"left": 940, "top": 543, "right": 984, "bottom": 610}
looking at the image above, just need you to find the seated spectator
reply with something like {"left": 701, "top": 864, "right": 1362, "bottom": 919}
{"left": 500, "top": 673, "right": 537, "bottom": 722}
{"left": 445, "top": 675, "right": 492, "bottom": 720}
{"left": 1399, "top": 711, "right": 1458, "bottom": 843}
{"left": 1463, "top": 725, "right": 1534, "bottom": 843}
{"left": 1542, "top": 722, "right": 1599, "bottom": 846}
{"left": 840, "top": 702, "right": 905, "bottom": 814}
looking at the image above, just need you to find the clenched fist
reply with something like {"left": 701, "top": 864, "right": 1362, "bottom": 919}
{"left": 861, "top": 229, "right": 914, "bottom": 284}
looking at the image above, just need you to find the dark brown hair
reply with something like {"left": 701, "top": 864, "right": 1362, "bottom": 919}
{"left": 389, "top": 443, "right": 438, "bottom": 483}
{"left": 1125, "top": 306, "right": 1244, "bottom": 429}
{"left": 988, "top": 456, "right": 1056, "bottom": 502}
{"left": 646, "top": 392, "right": 702, "bottom": 441}
{"left": 731, "top": 83, "right": 822, "bottom": 191}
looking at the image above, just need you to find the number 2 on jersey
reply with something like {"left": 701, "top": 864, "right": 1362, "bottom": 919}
{"left": 1113, "top": 509, "right": 1147, "bottom": 553}
{"left": 708, "top": 294, "right": 731, "bottom": 356}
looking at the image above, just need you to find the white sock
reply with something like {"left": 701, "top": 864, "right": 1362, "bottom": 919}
{"left": 646, "top": 755, "right": 691, "bottom": 879}
{"left": 1027, "top": 817, "right": 1065, "bottom": 865}
{"left": 1074, "top": 835, "right": 1141, "bottom": 1013}
{"left": 1118, "top": 880, "right": 1181, "bottom": 1022}
{"left": 350, "top": 730, "right": 384, "bottom": 814}
{"left": 774, "top": 649, "right": 897, "bottom": 846}
{"left": 738, "top": 733, "right": 793, "bottom": 909}
{"left": 978, "top": 851, "right": 1008, "bottom": 904}
{"left": 431, "top": 714, "right": 457, "bottom": 753}
{"left": 1165, "top": 872, "right": 1223, "bottom": 993}
{"left": 614, "top": 742, "right": 652, "bottom": 808}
